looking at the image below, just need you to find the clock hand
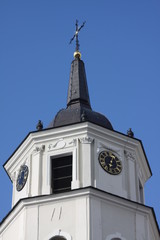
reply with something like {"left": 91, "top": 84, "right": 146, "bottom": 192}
{"left": 109, "top": 156, "right": 115, "bottom": 168}
{"left": 109, "top": 159, "right": 113, "bottom": 167}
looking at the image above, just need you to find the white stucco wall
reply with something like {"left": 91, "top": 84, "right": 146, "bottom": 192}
{"left": 0, "top": 189, "right": 159, "bottom": 240}
{"left": 4, "top": 123, "right": 150, "bottom": 208}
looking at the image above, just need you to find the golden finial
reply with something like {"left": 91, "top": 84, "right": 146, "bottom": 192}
{"left": 74, "top": 51, "right": 81, "bottom": 59}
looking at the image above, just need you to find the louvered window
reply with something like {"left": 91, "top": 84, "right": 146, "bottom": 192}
{"left": 51, "top": 155, "right": 72, "bottom": 193}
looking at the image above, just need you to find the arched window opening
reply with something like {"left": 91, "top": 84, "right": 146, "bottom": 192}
{"left": 50, "top": 237, "right": 66, "bottom": 240}
{"left": 45, "top": 229, "right": 72, "bottom": 240}
{"left": 106, "top": 233, "right": 126, "bottom": 240}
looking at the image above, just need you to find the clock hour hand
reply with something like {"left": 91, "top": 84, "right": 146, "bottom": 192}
{"left": 109, "top": 159, "right": 113, "bottom": 167}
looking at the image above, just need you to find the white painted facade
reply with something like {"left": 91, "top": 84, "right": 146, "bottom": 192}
{"left": 0, "top": 189, "right": 159, "bottom": 240}
{"left": 1, "top": 122, "right": 159, "bottom": 239}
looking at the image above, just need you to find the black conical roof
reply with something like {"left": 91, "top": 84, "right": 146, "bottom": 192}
{"left": 48, "top": 55, "right": 113, "bottom": 130}
{"left": 67, "top": 58, "right": 91, "bottom": 108}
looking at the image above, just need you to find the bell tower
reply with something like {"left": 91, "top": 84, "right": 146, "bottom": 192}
{"left": 0, "top": 22, "right": 159, "bottom": 240}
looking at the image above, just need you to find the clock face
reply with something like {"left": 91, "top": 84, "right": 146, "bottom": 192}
{"left": 98, "top": 151, "right": 122, "bottom": 175}
{"left": 16, "top": 165, "right": 29, "bottom": 191}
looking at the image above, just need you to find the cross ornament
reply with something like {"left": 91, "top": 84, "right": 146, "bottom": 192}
{"left": 69, "top": 20, "right": 86, "bottom": 52}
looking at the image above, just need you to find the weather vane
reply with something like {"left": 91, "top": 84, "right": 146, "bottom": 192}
{"left": 69, "top": 20, "right": 86, "bottom": 53}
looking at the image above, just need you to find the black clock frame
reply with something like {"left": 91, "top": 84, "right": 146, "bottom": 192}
{"left": 16, "top": 165, "right": 29, "bottom": 191}
{"left": 98, "top": 150, "right": 122, "bottom": 175}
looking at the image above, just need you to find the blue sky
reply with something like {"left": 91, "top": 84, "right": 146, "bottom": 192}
{"left": 0, "top": 0, "right": 160, "bottom": 226}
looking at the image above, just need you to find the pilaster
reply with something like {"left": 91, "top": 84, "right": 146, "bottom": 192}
{"left": 31, "top": 145, "right": 45, "bottom": 196}
{"left": 124, "top": 150, "right": 137, "bottom": 201}
{"left": 79, "top": 136, "right": 94, "bottom": 187}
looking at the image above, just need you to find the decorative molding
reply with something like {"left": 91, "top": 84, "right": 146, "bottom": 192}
{"left": 48, "top": 138, "right": 76, "bottom": 152}
{"left": 79, "top": 136, "right": 94, "bottom": 144}
{"left": 33, "top": 145, "right": 45, "bottom": 154}
{"left": 49, "top": 138, "right": 66, "bottom": 150}
{"left": 124, "top": 150, "right": 136, "bottom": 162}
{"left": 68, "top": 139, "right": 77, "bottom": 146}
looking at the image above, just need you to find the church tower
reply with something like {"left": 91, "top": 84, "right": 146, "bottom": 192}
{"left": 0, "top": 22, "right": 159, "bottom": 240}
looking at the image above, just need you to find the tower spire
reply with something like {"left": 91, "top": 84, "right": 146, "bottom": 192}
{"left": 67, "top": 56, "right": 91, "bottom": 108}
{"left": 48, "top": 22, "right": 113, "bottom": 130}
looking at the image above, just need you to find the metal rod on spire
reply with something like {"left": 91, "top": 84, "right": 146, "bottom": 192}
{"left": 69, "top": 20, "right": 86, "bottom": 52}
